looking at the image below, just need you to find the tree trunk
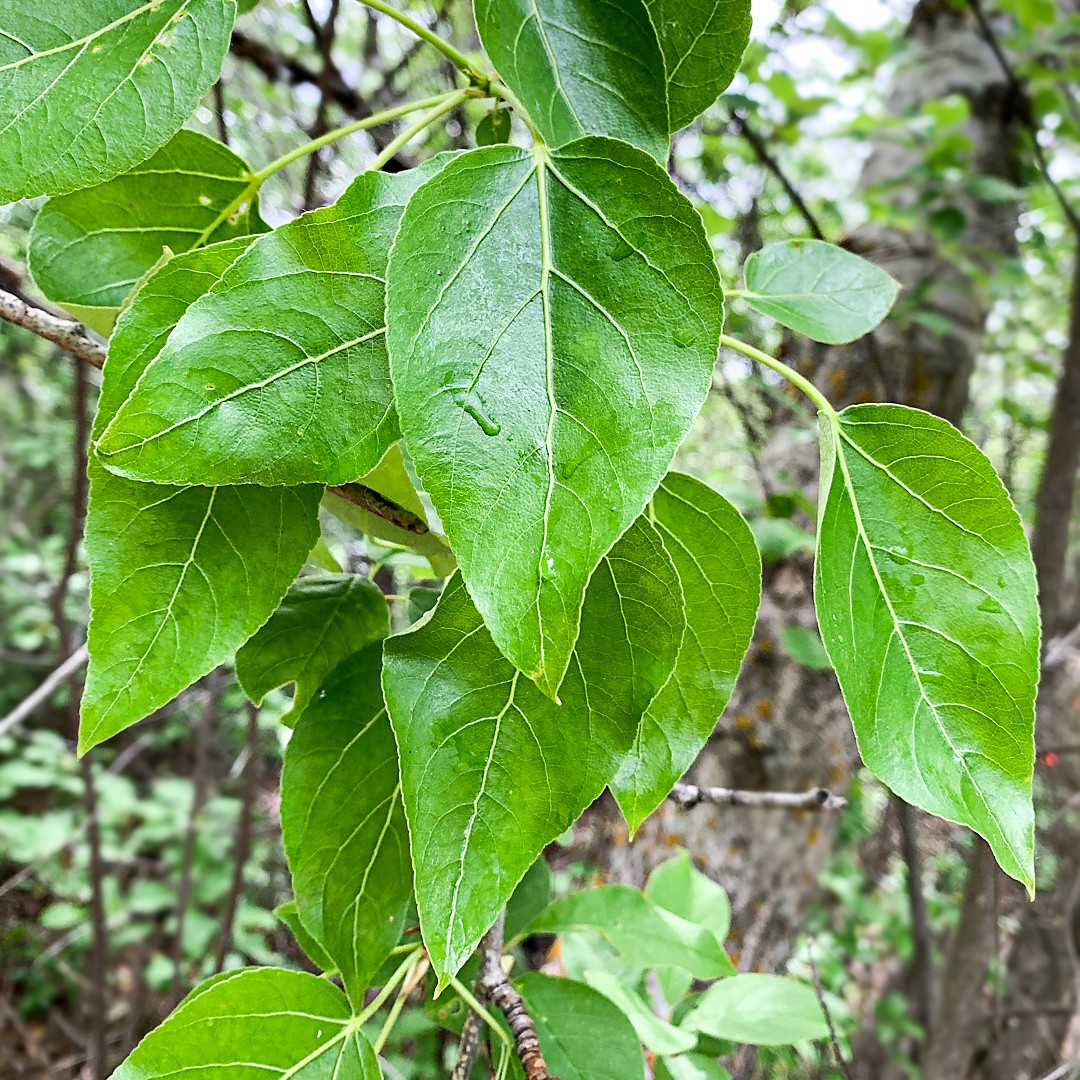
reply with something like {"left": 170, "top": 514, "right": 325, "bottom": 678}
{"left": 579, "top": 0, "right": 1025, "bottom": 1019}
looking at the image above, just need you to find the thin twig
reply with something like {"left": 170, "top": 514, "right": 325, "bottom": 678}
{"left": 729, "top": 112, "right": 827, "bottom": 241}
{"left": 0, "top": 644, "right": 88, "bottom": 738}
{"left": 213, "top": 702, "right": 260, "bottom": 972}
{"left": 808, "top": 940, "right": 854, "bottom": 1080}
{"left": 326, "top": 482, "right": 430, "bottom": 534}
{"left": 451, "top": 1009, "right": 485, "bottom": 1080}
{"left": 896, "top": 798, "right": 937, "bottom": 1037}
{"left": 0, "top": 287, "right": 106, "bottom": 368}
{"left": 50, "top": 360, "right": 108, "bottom": 1080}
{"left": 477, "top": 912, "right": 557, "bottom": 1080}
{"left": 669, "top": 782, "right": 847, "bottom": 811}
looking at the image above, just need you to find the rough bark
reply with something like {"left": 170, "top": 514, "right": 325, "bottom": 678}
{"left": 580, "top": 0, "right": 1024, "bottom": 1009}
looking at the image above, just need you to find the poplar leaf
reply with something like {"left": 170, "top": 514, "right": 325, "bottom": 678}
{"left": 281, "top": 645, "right": 411, "bottom": 1008}
{"left": 474, "top": 0, "right": 670, "bottom": 160}
{"left": 388, "top": 140, "right": 722, "bottom": 698}
{"left": 525, "top": 884, "right": 734, "bottom": 978}
{"left": 742, "top": 239, "right": 900, "bottom": 344}
{"left": 28, "top": 130, "right": 266, "bottom": 335}
{"left": 80, "top": 239, "right": 321, "bottom": 752}
{"left": 0, "top": 0, "right": 235, "bottom": 202}
{"left": 611, "top": 473, "right": 760, "bottom": 828}
{"left": 236, "top": 574, "right": 389, "bottom": 726}
{"left": 110, "top": 968, "right": 381, "bottom": 1078}
{"left": 96, "top": 157, "right": 455, "bottom": 486}
{"left": 816, "top": 404, "right": 1038, "bottom": 889}
{"left": 383, "top": 518, "right": 684, "bottom": 984}
{"left": 514, "top": 973, "right": 647, "bottom": 1080}
{"left": 682, "top": 974, "right": 829, "bottom": 1046}
{"left": 646, "top": 0, "right": 753, "bottom": 130}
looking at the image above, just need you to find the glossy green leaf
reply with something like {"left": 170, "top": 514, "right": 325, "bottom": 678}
{"left": 526, "top": 885, "right": 735, "bottom": 979}
{"left": 0, "top": 0, "right": 235, "bottom": 203}
{"left": 474, "top": 0, "right": 669, "bottom": 160}
{"left": 515, "top": 973, "right": 647, "bottom": 1080}
{"left": 29, "top": 129, "right": 265, "bottom": 335}
{"left": 682, "top": 974, "right": 829, "bottom": 1046}
{"left": 81, "top": 240, "right": 321, "bottom": 752}
{"left": 110, "top": 968, "right": 381, "bottom": 1078}
{"left": 582, "top": 969, "right": 698, "bottom": 1054}
{"left": 612, "top": 473, "right": 759, "bottom": 828}
{"left": 96, "top": 157, "right": 455, "bottom": 486}
{"left": 646, "top": 851, "right": 731, "bottom": 945}
{"left": 816, "top": 404, "right": 1038, "bottom": 889}
{"left": 781, "top": 625, "right": 832, "bottom": 671}
{"left": 388, "top": 140, "right": 722, "bottom": 698}
{"left": 742, "top": 239, "right": 900, "bottom": 344}
{"left": 281, "top": 645, "right": 411, "bottom": 1009}
{"left": 383, "top": 518, "right": 683, "bottom": 983}
{"left": 236, "top": 574, "right": 389, "bottom": 726}
{"left": 646, "top": 0, "right": 753, "bottom": 130}
{"left": 323, "top": 444, "right": 456, "bottom": 577}
{"left": 273, "top": 900, "right": 337, "bottom": 973}
{"left": 506, "top": 857, "right": 553, "bottom": 939}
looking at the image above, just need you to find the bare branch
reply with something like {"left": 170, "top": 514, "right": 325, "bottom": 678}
{"left": 0, "top": 286, "right": 106, "bottom": 369}
{"left": 450, "top": 1009, "right": 485, "bottom": 1080}
{"left": 669, "top": 781, "right": 847, "bottom": 811}
{"left": 326, "top": 482, "right": 430, "bottom": 535}
{"left": 808, "top": 940, "right": 854, "bottom": 1080}
{"left": 0, "top": 644, "right": 89, "bottom": 739}
{"left": 476, "top": 911, "right": 558, "bottom": 1080}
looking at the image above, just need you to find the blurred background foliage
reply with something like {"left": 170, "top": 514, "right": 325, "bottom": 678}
{"left": 2, "top": 0, "right": 1080, "bottom": 1076}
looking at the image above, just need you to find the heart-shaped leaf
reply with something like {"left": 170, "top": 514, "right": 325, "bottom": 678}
{"left": 474, "top": 0, "right": 669, "bottom": 159}
{"left": 611, "top": 473, "right": 759, "bottom": 828}
{"left": 110, "top": 968, "right": 381, "bottom": 1078}
{"left": 96, "top": 156, "right": 455, "bottom": 485}
{"left": 383, "top": 518, "right": 683, "bottom": 984}
{"left": 28, "top": 129, "right": 266, "bottom": 335}
{"left": 388, "top": 140, "right": 722, "bottom": 698}
{"left": 81, "top": 239, "right": 321, "bottom": 752}
{"left": 0, "top": 0, "right": 235, "bottom": 202}
{"left": 742, "top": 239, "right": 899, "bottom": 344}
{"left": 236, "top": 574, "right": 389, "bottom": 726}
{"left": 816, "top": 403, "right": 1038, "bottom": 889}
{"left": 281, "top": 644, "right": 411, "bottom": 1008}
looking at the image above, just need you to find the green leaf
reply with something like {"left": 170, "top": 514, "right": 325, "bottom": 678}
{"left": 815, "top": 404, "right": 1038, "bottom": 889}
{"left": 612, "top": 473, "right": 759, "bottom": 828}
{"left": 476, "top": 106, "right": 512, "bottom": 146}
{"left": 682, "top": 974, "right": 829, "bottom": 1046}
{"left": 96, "top": 157, "right": 455, "bottom": 486}
{"left": 383, "top": 518, "right": 683, "bottom": 984}
{"left": 646, "top": 851, "right": 731, "bottom": 945}
{"left": 515, "top": 973, "right": 647, "bottom": 1080}
{"left": 323, "top": 444, "right": 456, "bottom": 577}
{"left": 273, "top": 900, "right": 337, "bottom": 973}
{"left": 645, "top": 0, "right": 753, "bottom": 131}
{"left": 81, "top": 240, "right": 321, "bottom": 752}
{"left": 742, "top": 239, "right": 900, "bottom": 344}
{"left": 658, "top": 1055, "right": 731, "bottom": 1080}
{"left": 236, "top": 574, "right": 389, "bottom": 726}
{"left": 28, "top": 129, "right": 266, "bottom": 335}
{"left": 0, "top": 0, "right": 235, "bottom": 202}
{"left": 388, "top": 140, "right": 722, "bottom": 698}
{"left": 110, "top": 968, "right": 381, "bottom": 1078}
{"left": 582, "top": 969, "right": 698, "bottom": 1054}
{"left": 526, "top": 885, "right": 735, "bottom": 979}
{"left": 474, "top": 0, "right": 669, "bottom": 160}
{"left": 505, "top": 857, "right": 553, "bottom": 940}
{"left": 281, "top": 644, "right": 411, "bottom": 1009}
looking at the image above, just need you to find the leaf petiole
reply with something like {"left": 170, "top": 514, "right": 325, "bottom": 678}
{"left": 358, "top": 0, "right": 484, "bottom": 87}
{"left": 719, "top": 333, "right": 836, "bottom": 417}
{"left": 367, "top": 89, "right": 470, "bottom": 173}
{"left": 352, "top": 945, "right": 425, "bottom": 1026}
{"left": 372, "top": 952, "right": 429, "bottom": 1053}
